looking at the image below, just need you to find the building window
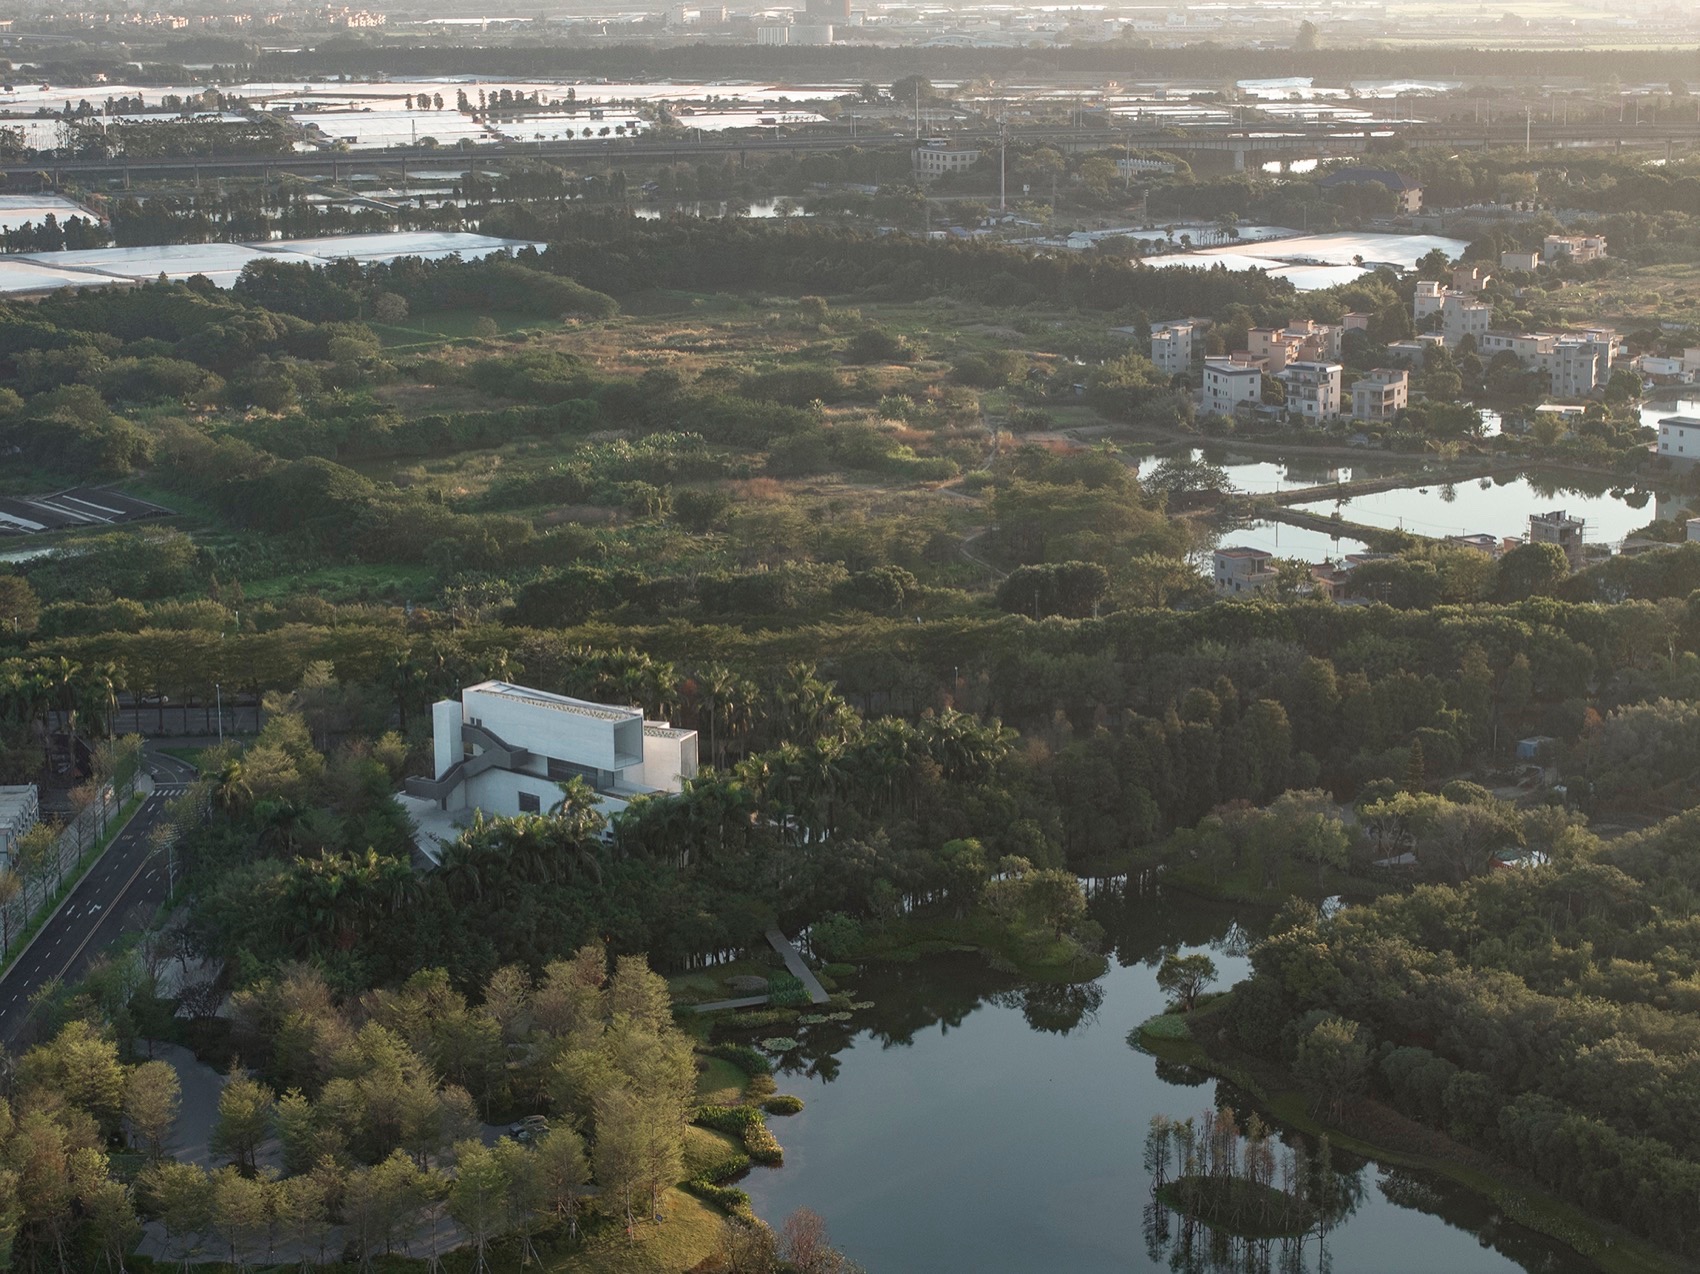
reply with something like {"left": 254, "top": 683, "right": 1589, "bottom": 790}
{"left": 518, "top": 792, "right": 541, "bottom": 814}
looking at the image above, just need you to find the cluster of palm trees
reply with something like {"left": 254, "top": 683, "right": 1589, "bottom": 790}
{"left": 0, "top": 655, "right": 125, "bottom": 771}
{"left": 615, "top": 707, "right": 1014, "bottom": 864}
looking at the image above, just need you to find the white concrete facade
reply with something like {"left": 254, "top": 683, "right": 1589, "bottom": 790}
{"left": 1543, "top": 234, "right": 1607, "bottom": 265}
{"left": 1214, "top": 547, "right": 1277, "bottom": 596}
{"left": 1351, "top": 368, "right": 1408, "bottom": 421}
{"left": 1441, "top": 293, "right": 1492, "bottom": 347}
{"left": 1150, "top": 321, "right": 1193, "bottom": 375}
{"left": 406, "top": 681, "right": 698, "bottom": 859}
{"left": 1659, "top": 416, "right": 1700, "bottom": 467}
{"left": 1203, "top": 359, "right": 1261, "bottom": 416}
{"left": 913, "top": 142, "right": 980, "bottom": 179}
{"left": 1479, "top": 328, "right": 1618, "bottom": 398}
{"left": 1280, "top": 360, "right": 1344, "bottom": 422}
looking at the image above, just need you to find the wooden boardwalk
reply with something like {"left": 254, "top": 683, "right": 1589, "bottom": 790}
{"left": 766, "top": 929, "right": 830, "bottom": 1004}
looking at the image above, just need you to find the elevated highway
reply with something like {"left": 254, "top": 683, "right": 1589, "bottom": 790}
{"left": 1, "top": 118, "right": 1692, "bottom": 183}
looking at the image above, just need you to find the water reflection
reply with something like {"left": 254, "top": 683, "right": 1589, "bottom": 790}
{"left": 737, "top": 883, "right": 1590, "bottom": 1272}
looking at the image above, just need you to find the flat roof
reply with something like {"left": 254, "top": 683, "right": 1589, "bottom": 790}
{"left": 1216, "top": 547, "right": 1273, "bottom": 559}
{"left": 1660, "top": 416, "right": 1700, "bottom": 427}
{"left": 0, "top": 786, "right": 37, "bottom": 827}
{"left": 464, "top": 681, "right": 640, "bottom": 723}
{"left": 643, "top": 724, "right": 695, "bottom": 740}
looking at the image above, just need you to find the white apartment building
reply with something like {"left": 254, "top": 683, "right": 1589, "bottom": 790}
{"left": 1441, "top": 293, "right": 1492, "bottom": 346}
{"left": 1280, "top": 360, "right": 1344, "bottom": 422}
{"left": 1500, "top": 250, "right": 1541, "bottom": 272}
{"left": 1478, "top": 328, "right": 1619, "bottom": 398}
{"left": 1350, "top": 368, "right": 1409, "bottom": 421}
{"left": 1150, "top": 320, "right": 1193, "bottom": 375}
{"left": 0, "top": 786, "right": 38, "bottom": 866}
{"left": 1543, "top": 234, "right": 1607, "bottom": 265}
{"left": 913, "top": 141, "right": 981, "bottom": 180}
{"left": 1203, "top": 359, "right": 1262, "bottom": 417}
{"left": 403, "top": 681, "right": 698, "bottom": 861}
{"left": 1213, "top": 547, "right": 1277, "bottom": 597}
{"left": 1415, "top": 281, "right": 1493, "bottom": 348}
{"left": 1413, "top": 280, "right": 1447, "bottom": 322}
{"left": 1658, "top": 416, "right": 1700, "bottom": 467}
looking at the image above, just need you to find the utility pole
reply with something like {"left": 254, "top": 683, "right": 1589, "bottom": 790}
{"left": 215, "top": 682, "right": 223, "bottom": 745}
{"left": 999, "top": 117, "right": 1007, "bottom": 212}
{"left": 1525, "top": 108, "right": 1531, "bottom": 154}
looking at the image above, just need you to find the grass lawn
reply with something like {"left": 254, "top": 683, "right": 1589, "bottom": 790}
{"left": 683, "top": 1125, "right": 744, "bottom": 1178}
{"left": 693, "top": 1057, "right": 749, "bottom": 1108}
{"left": 238, "top": 563, "right": 438, "bottom": 603}
{"left": 667, "top": 959, "right": 777, "bottom": 1005}
{"left": 543, "top": 1188, "right": 725, "bottom": 1274}
{"left": 159, "top": 746, "right": 214, "bottom": 772}
{"left": 370, "top": 310, "right": 556, "bottom": 348}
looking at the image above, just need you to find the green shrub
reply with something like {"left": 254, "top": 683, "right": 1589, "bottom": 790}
{"left": 767, "top": 973, "right": 809, "bottom": 1007}
{"left": 685, "top": 1178, "right": 754, "bottom": 1220}
{"left": 695, "top": 1103, "right": 783, "bottom": 1165}
{"left": 743, "top": 1120, "right": 784, "bottom": 1164}
{"left": 763, "top": 1094, "right": 805, "bottom": 1116}
{"left": 711, "top": 1043, "right": 773, "bottom": 1076}
{"left": 745, "top": 1074, "right": 778, "bottom": 1102}
{"left": 695, "top": 1104, "right": 764, "bottom": 1135}
{"left": 712, "top": 1007, "right": 797, "bottom": 1035}
{"left": 1137, "top": 1012, "right": 1193, "bottom": 1043}
{"left": 821, "top": 961, "right": 857, "bottom": 979}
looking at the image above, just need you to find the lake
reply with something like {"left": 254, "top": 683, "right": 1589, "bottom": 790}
{"left": 1290, "top": 471, "right": 1685, "bottom": 549}
{"left": 742, "top": 885, "right": 1590, "bottom": 1273}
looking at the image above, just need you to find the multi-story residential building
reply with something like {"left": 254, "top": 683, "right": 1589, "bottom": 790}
{"left": 1500, "top": 250, "right": 1541, "bottom": 272}
{"left": 1479, "top": 328, "right": 1619, "bottom": 398}
{"left": 1529, "top": 510, "right": 1586, "bottom": 569}
{"left": 1413, "top": 280, "right": 1447, "bottom": 321}
{"left": 1213, "top": 547, "right": 1277, "bottom": 597}
{"left": 1350, "top": 368, "right": 1409, "bottom": 421}
{"left": 1244, "top": 319, "right": 1342, "bottom": 372}
{"left": 1658, "top": 415, "right": 1700, "bottom": 466}
{"left": 1387, "top": 334, "right": 1444, "bottom": 366}
{"left": 1149, "top": 320, "right": 1193, "bottom": 376}
{"left": 1440, "top": 292, "right": 1492, "bottom": 347}
{"left": 1451, "top": 264, "right": 1492, "bottom": 293}
{"left": 0, "top": 786, "right": 38, "bottom": 867}
{"left": 1280, "top": 360, "right": 1343, "bottom": 422}
{"left": 1415, "top": 282, "right": 1492, "bottom": 347}
{"left": 1445, "top": 533, "right": 1507, "bottom": 558}
{"left": 1543, "top": 234, "right": 1607, "bottom": 265}
{"left": 403, "top": 681, "right": 698, "bottom": 862}
{"left": 1550, "top": 337, "right": 1606, "bottom": 400}
{"left": 1202, "top": 359, "right": 1262, "bottom": 417}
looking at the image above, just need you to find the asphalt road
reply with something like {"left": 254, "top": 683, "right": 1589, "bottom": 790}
{"left": 0, "top": 747, "right": 198, "bottom": 1051}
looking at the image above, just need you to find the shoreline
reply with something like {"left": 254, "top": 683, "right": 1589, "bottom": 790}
{"left": 1138, "top": 1004, "right": 1678, "bottom": 1274}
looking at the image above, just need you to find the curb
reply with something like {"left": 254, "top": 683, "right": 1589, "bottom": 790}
{"left": 0, "top": 780, "right": 154, "bottom": 990}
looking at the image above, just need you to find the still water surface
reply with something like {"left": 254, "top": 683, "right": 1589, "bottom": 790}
{"left": 744, "top": 887, "right": 1590, "bottom": 1273}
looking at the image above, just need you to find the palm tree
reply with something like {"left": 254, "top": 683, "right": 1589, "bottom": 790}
{"left": 212, "top": 755, "right": 252, "bottom": 815}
